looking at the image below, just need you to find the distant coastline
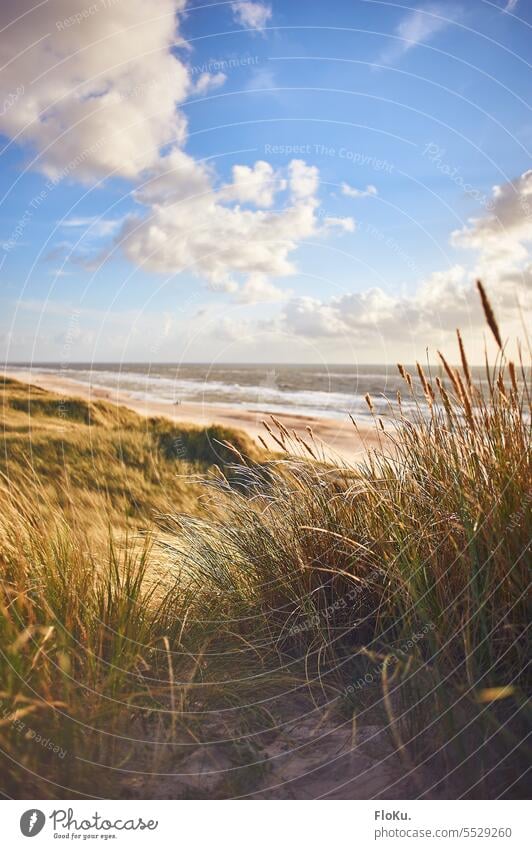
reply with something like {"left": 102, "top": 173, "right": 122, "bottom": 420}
{"left": 2, "top": 360, "right": 459, "bottom": 423}
{"left": 3, "top": 368, "right": 389, "bottom": 463}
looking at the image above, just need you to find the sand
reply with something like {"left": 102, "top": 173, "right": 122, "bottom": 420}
{"left": 4, "top": 369, "right": 389, "bottom": 464}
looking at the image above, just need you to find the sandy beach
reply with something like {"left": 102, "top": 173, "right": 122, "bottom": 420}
{"left": 4, "top": 369, "right": 389, "bottom": 464}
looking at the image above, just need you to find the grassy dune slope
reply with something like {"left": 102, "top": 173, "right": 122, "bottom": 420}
{"left": 0, "top": 288, "right": 530, "bottom": 799}
{"left": 1, "top": 376, "right": 259, "bottom": 532}
{"left": 0, "top": 378, "right": 273, "bottom": 799}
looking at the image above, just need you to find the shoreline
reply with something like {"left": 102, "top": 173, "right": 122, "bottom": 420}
{"left": 3, "top": 369, "right": 389, "bottom": 464}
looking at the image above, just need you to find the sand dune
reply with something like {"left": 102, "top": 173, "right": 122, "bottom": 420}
{"left": 4, "top": 369, "right": 390, "bottom": 464}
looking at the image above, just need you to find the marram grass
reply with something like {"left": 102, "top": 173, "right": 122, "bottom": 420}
{"left": 0, "top": 285, "right": 530, "bottom": 798}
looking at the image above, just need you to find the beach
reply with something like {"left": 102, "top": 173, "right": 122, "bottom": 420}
{"left": 4, "top": 368, "right": 388, "bottom": 464}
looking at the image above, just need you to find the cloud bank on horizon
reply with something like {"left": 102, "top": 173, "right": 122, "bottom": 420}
{"left": 0, "top": 0, "right": 530, "bottom": 361}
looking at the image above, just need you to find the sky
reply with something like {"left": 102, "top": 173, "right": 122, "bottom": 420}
{"left": 0, "top": 0, "right": 530, "bottom": 365}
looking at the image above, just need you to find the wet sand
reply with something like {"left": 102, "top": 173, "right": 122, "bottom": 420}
{"left": 4, "top": 369, "right": 390, "bottom": 464}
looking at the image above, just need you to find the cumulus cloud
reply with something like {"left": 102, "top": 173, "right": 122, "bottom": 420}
{"left": 193, "top": 71, "right": 227, "bottom": 94}
{"left": 281, "top": 287, "right": 413, "bottom": 340}
{"left": 276, "top": 171, "right": 532, "bottom": 345}
{"left": 341, "top": 183, "right": 378, "bottom": 199}
{"left": 278, "top": 267, "right": 505, "bottom": 343}
{"left": 451, "top": 170, "right": 532, "bottom": 265}
{"left": 221, "top": 161, "right": 286, "bottom": 208}
{"left": 230, "top": 1, "right": 272, "bottom": 31}
{"left": 323, "top": 216, "right": 356, "bottom": 233}
{"left": 133, "top": 148, "right": 213, "bottom": 206}
{"left": 289, "top": 160, "right": 319, "bottom": 200}
{"left": 235, "top": 274, "right": 288, "bottom": 303}
{"left": 377, "top": 4, "right": 457, "bottom": 66}
{"left": 0, "top": 0, "right": 190, "bottom": 181}
{"left": 0, "top": 1, "right": 355, "bottom": 303}
{"left": 119, "top": 155, "right": 351, "bottom": 297}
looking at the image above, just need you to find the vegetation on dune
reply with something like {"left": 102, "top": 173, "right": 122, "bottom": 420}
{"left": 1, "top": 377, "right": 258, "bottom": 532}
{"left": 0, "top": 285, "right": 530, "bottom": 799}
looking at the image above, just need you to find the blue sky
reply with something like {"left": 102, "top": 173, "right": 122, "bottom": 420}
{"left": 0, "top": 0, "right": 530, "bottom": 363}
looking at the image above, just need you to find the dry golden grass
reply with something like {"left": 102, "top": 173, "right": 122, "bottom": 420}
{"left": 0, "top": 284, "right": 530, "bottom": 799}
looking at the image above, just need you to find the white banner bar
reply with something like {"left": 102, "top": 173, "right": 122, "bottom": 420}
{"left": 1, "top": 799, "right": 526, "bottom": 848}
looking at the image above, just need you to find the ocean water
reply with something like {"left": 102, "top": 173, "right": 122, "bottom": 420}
{"left": 5, "top": 362, "right": 487, "bottom": 422}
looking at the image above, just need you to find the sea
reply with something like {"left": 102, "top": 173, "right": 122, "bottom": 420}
{"left": 4, "top": 362, "right": 488, "bottom": 422}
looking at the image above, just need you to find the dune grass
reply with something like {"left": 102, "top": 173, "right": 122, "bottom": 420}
{"left": 0, "top": 285, "right": 530, "bottom": 799}
{"left": 0, "top": 378, "right": 274, "bottom": 797}
{"left": 0, "top": 377, "right": 258, "bottom": 534}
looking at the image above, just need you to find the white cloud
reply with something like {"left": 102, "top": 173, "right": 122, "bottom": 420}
{"left": 235, "top": 274, "right": 288, "bottom": 303}
{"left": 274, "top": 171, "right": 532, "bottom": 348}
{"left": 60, "top": 217, "right": 122, "bottom": 238}
{"left": 0, "top": 0, "right": 190, "bottom": 181}
{"left": 231, "top": 1, "right": 272, "bottom": 31}
{"left": 278, "top": 266, "right": 511, "bottom": 344}
{"left": 504, "top": 0, "right": 518, "bottom": 11}
{"left": 281, "top": 287, "right": 405, "bottom": 339}
{"left": 451, "top": 170, "right": 532, "bottom": 266}
{"left": 222, "top": 161, "right": 286, "bottom": 208}
{"left": 323, "top": 216, "right": 356, "bottom": 233}
{"left": 0, "top": 1, "right": 355, "bottom": 298}
{"left": 377, "top": 4, "right": 456, "bottom": 66}
{"left": 193, "top": 71, "right": 227, "bottom": 94}
{"left": 341, "top": 183, "right": 378, "bottom": 199}
{"left": 289, "top": 160, "right": 319, "bottom": 200}
{"left": 133, "top": 148, "right": 213, "bottom": 206}
{"left": 119, "top": 156, "right": 351, "bottom": 290}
